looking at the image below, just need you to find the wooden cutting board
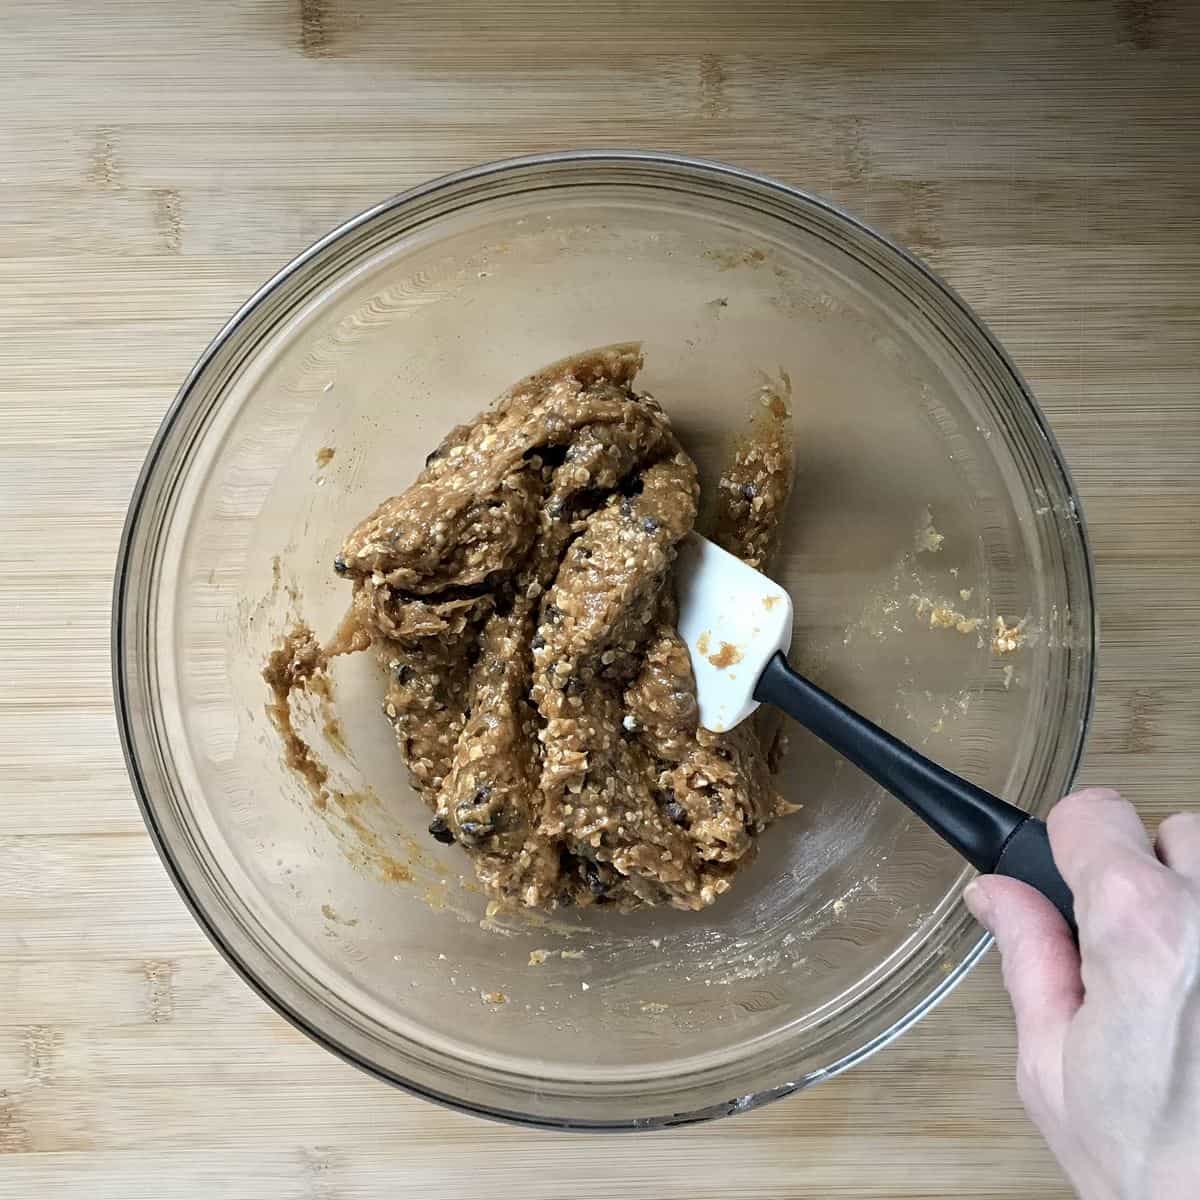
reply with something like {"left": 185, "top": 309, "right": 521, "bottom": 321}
{"left": 2, "top": 2, "right": 1197, "bottom": 1196}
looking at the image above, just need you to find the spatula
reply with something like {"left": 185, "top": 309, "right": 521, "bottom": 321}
{"left": 675, "top": 533, "right": 1076, "bottom": 933}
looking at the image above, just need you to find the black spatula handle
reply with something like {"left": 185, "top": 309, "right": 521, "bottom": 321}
{"left": 755, "top": 653, "right": 1076, "bottom": 934}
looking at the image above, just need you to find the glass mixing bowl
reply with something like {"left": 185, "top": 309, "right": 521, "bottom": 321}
{"left": 114, "top": 152, "right": 1094, "bottom": 1128}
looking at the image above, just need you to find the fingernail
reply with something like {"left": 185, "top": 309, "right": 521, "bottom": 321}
{"left": 964, "top": 879, "right": 993, "bottom": 932}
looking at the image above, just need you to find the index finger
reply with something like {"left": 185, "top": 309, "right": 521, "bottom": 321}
{"left": 1046, "top": 787, "right": 1156, "bottom": 897}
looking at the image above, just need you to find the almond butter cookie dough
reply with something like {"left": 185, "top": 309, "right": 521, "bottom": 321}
{"left": 322, "top": 345, "right": 795, "bottom": 911}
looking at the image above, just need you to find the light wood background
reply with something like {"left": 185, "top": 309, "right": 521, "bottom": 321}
{"left": 2, "top": 2, "right": 1198, "bottom": 1196}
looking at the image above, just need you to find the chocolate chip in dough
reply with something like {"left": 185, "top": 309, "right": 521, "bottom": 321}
{"left": 428, "top": 816, "right": 456, "bottom": 845}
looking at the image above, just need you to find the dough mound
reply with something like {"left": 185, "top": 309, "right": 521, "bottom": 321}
{"left": 337, "top": 345, "right": 794, "bottom": 911}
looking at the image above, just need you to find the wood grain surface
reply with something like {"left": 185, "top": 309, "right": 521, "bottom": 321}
{"left": 2, "top": 1, "right": 1198, "bottom": 1196}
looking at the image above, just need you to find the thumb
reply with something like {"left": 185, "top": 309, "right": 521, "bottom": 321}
{"left": 966, "top": 875, "right": 1083, "bottom": 1107}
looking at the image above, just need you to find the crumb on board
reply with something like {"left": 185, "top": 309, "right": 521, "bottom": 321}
{"left": 315, "top": 446, "right": 335, "bottom": 468}
{"left": 482, "top": 991, "right": 508, "bottom": 1005}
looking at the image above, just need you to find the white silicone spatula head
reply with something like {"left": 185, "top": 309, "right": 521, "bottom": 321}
{"left": 674, "top": 533, "right": 794, "bottom": 733}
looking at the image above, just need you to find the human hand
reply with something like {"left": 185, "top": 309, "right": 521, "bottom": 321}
{"left": 965, "top": 788, "right": 1200, "bottom": 1200}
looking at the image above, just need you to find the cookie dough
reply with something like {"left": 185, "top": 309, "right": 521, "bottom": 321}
{"left": 331, "top": 345, "right": 795, "bottom": 911}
